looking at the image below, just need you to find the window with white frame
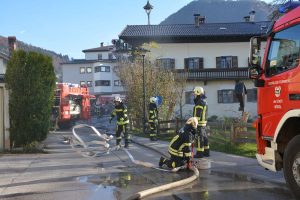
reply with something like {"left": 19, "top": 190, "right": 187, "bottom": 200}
{"left": 114, "top": 80, "right": 120, "bottom": 86}
{"left": 95, "top": 65, "right": 110, "bottom": 72}
{"left": 95, "top": 80, "right": 110, "bottom": 86}
{"left": 184, "top": 57, "right": 203, "bottom": 70}
{"left": 80, "top": 67, "right": 85, "bottom": 74}
{"left": 216, "top": 56, "right": 238, "bottom": 68}
{"left": 80, "top": 81, "right": 86, "bottom": 87}
{"left": 108, "top": 53, "right": 113, "bottom": 60}
{"left": 86, "top": 67, "right": 92, "bottom": 73}
{"left": 98, "top": 54, "right": 102, "bottom": 60}
{"left": 87, "top": 81, "right": 92, "bottom": 87}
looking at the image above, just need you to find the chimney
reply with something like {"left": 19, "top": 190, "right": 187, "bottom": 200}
{"left": 8, "top": 36, "right": 16, "bottom": 56}
{"left": 100, "top": 42, "right": 104, "bottom": 47}
{"left": 194, "top": 14, "right": 206, "bottom": 27}
{"left": 244, "top": 16, "right": 250, "bottom": 22}
{"left": 249, "top": 10, "right": 255, "bottom": 22}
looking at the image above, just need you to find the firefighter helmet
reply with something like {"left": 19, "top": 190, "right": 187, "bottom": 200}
{"left": 194, "top": 86, "right": 204, "bottom": 95}
{"left": 114, "top": 96, "right": 122, "bottom": 102}
{"left": 186, "top": 117, "right": 198, "bottom": 129}
{"left": 150, "top": 97, "right": 156, "bottom": 103}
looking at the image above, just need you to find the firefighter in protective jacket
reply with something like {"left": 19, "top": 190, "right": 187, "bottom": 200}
{"left": 193, "top": 86, "right": 209, "bottom": 158}
{"left": 110, "top": 96, "right": 129, "bottom": 149}
{"left": 148, "top": 96, "right": 158, "bottom": 141}
{"left": 159, "top": 117, "right": 198, "bottom": 169}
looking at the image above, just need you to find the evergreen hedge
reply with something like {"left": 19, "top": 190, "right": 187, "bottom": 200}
{"left": 5, "top": 50, "right": 56, "bottom": 147}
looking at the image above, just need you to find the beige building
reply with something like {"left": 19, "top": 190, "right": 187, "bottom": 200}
{"left": 119, "top": 18, "right": 270, "bottom": 119}
{"left": 0, "top": 51, "right": 10, "bottom": 151}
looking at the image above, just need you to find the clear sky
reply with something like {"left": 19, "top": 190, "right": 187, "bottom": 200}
{"left": 1, "top": 0, "right": 273, "bottom": 59}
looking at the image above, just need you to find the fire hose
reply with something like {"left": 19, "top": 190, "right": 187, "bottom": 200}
{"left": 125, "top": 138, "right": 200, "bottom": 200}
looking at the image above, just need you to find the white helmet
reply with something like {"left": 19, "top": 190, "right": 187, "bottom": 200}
{"left": 114, "top": 96, "right": 122, "bottom": 102}
{"left": 194, "top": 86, "right": 204, "bottom": 96}
{"left": 150, "top": 96, "right": 156, "bottom": 103}
{"left": 186, "top": 117, "right": 198, "bottom": 129}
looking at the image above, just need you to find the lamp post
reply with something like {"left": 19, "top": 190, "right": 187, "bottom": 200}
{"left": 143, "top": 0, "right": 153, "bottom": 25}
{"left": 142, "top": 54, "right": 146, "bottom": 134}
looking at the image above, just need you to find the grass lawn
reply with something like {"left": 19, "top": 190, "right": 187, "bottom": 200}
{"left": 131, "top": 126, "right": 257, "bottom": 158}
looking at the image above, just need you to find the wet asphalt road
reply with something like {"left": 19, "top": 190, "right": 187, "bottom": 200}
{"left": 0, "top": 117, "right": 295, "bottom": 200}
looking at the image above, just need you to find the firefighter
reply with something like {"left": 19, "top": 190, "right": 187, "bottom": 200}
{"left": 193, "top": 86, "right": 209, "bottom": 158}
{"left": 148, "top": 96, "right": 158, "bottom": 141}
{"left": 159, "top": 117, "right": 198, "bottom": 169}
{"left": 109, "top": 96, "right": 130, "bottom": 149}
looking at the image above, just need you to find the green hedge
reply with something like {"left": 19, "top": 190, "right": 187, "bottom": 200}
{"left": 5, "top": 50, "right": 56, "bottom": 147}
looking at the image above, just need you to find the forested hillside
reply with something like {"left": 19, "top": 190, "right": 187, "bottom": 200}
{"left": 0, "top": 35, "right": 69, "bottom": 79}
{"left": 160, "top": 0, "right": 273, "bottom": 24}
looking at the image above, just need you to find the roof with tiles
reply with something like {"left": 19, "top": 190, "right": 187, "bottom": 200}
{"left": 119, "top": 21, "right": 271, "bottom": 43}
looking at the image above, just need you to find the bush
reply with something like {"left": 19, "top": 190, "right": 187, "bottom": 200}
{"left": 5, "top": 50, "right": 56, "bottom": 148}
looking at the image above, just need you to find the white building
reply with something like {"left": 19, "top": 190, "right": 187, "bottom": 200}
{"left": 61, "top": 43, "right": 125, "bottom": 105}
{"left": 119, "top": 17, "right": 270, "bottom": 119}
{"left": 0, "top": 37, "right": 12, "bottom": 151}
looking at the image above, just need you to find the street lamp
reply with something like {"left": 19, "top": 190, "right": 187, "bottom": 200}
{"left": 139, "top": 48, "right": 150, "bottom": 134}
{"left": 143, "top": 0, "right": 153, "bottom": 25}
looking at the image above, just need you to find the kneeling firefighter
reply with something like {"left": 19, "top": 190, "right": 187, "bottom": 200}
{"left": 193, "top": 86, "right": 209, "bottom": 158}
{"left": 159, "top": 117, "right": 198, "bottom": 169}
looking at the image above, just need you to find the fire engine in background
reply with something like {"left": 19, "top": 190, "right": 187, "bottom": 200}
{"left": 249, "top": 1, "right": 300, "bottom": 198}
{"left": 52, "top": 83, "right": 95, "bottom": 129}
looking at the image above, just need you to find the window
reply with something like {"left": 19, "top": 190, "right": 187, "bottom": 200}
{"left": 247, "top": 88, "right": 257, "bottom": 102}
{"left": 185, "top": 91, "right": 195, "bottom": 104}
{"left": 80, "top": 67, "right": 85, "bottom": 74}
{"left": 98, "top": 54, "right": 102, "bottom": 60}
{"left": 108, "top": 53, "right": 113, "bottom": 60}
{"left": 216, "top": 56, "right": 238, "bottom": 68}
{"left": 95, "top": 80, "right": 110, "bottom": 86}
{"left": 114, "top": 80, "right": 120, "bottom": 86}
{"left": 87, "top": 81, "right": 92, "bottom": 87}
{"left": 218, "top": 90, "right": 238, "bottom": 103}
{"left": 95, "top": 65, "right": 110, "bottom": 72}
{"left": 265, "top": 24, "right": 300, "bottom": 77}
{"left": 184, "top": 57, "right": 203, "bottom": 70}
{"left": 156, "top": 58, "right": 175, "bottom": 70}
{"left": 80, "top": 81, "right": 86, "bottom": 87}
{"left": 86, "top": 67, "right": 92, "bottom": 73}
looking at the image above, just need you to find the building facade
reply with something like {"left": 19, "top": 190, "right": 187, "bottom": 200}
{"left": 61, "top": 43, "right": 125, "bottom": 106}
{"left": 0, "top": 49, "right": 10, "bottom": 151}
{"left": 119, "top": 19, "right": 270, "bottom": 119}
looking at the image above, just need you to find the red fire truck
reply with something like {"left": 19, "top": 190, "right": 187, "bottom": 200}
{"left": 249, "top": 1, "right": 300, "bottom": 197}
{"left": 52, "top": 83, "right": 94, "bottom": 129}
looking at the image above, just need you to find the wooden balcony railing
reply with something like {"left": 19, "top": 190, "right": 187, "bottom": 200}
{"left": 176, "top": 67, "right": 249, "bottom": 80}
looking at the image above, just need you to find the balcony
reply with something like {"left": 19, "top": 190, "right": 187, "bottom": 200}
{"left": 176, "top": 67, "right": 249, "bottom": 81}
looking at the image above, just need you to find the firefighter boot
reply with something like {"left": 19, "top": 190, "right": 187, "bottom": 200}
{"left": 159, "top": 156, "right": 166, "bottom": 168}
{"left": 124, "top": 141, "right": 129, "bottom": 149}
{"left": 194, "top": 151, "right": 204, "bottom": 158}
{"left": 204, "top": 148, "right": 210, "bottom": 157}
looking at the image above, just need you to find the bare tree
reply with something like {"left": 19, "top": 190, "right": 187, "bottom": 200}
{"left": 116, "top": 56, "right": 180, "bottom": 127}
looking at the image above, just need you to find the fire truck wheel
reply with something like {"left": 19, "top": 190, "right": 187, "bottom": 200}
{"left": 283, "top": 134, "right": 300, "bottom": 199}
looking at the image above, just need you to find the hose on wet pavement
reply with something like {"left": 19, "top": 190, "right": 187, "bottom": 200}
{"left": 125, "top": 139, "right": 200, "bottom": 200}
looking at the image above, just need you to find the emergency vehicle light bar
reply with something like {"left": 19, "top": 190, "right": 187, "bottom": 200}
{"left": 279, "top": 0, "right": 300, "bottom": 13}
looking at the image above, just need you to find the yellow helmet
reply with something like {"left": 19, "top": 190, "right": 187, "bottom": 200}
{"left": 186, "top": 117, "right": 198, "bottom": 129}
{"left": 194, "top": 86, "right": 204, "bottom": 95}
{"left": 150, "top": 97, "right": 156, "bottom": 103}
